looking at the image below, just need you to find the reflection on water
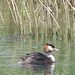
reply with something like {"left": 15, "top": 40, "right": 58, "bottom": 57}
{"left": 0, "top": 37, "right": 75, "bottom": 75}
{"left": 20, "top": 63, "right": 55, "bottom": 75}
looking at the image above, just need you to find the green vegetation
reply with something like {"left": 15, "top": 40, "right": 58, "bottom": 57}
{"left": 0, "top": 0, "right": 75, "bottom": 41}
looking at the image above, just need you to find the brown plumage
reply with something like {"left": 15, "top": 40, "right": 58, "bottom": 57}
{"left": 20, "top": 52, "right": 53, "bottom": 65}
{"left": 19, "top": 44, "right": 59, "bottom": 65}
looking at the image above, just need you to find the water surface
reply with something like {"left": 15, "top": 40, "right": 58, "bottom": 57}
{"left": 0, "top": 36, "right": 75, "bottom": 75}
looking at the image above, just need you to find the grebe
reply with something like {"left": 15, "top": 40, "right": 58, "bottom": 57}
{"left": 19, "top": 44, "right": 59, "bottom": 65}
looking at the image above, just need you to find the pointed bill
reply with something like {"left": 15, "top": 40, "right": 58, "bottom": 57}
{"left": 54, "top": 48, "right": 59, "bottom": 51}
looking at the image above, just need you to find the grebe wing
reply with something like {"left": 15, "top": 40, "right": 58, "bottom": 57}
{"left": 26, "top": 52, "right": 47, "bottom": 59}
{"left": 26, "top": 52, "right": 44, "bottom": 56}
{"left": 25, "top": 52, "right": 51, "bottom": 64}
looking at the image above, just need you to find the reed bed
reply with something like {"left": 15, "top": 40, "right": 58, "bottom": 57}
{"left": 0, "top": 0, "right": 75, "bottom": 40}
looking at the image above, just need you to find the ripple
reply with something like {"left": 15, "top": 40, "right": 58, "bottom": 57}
{"left": 70, "top": 43, "right": 75, "bottom": 45}
{"left": 0, "top": 53, "right": 9, "bottom": 55}
{"left": 32, "top": 46, "right": 43, "bottom": 49}
{"left": 0, "top": 56, "right": 19, "bottom": 58}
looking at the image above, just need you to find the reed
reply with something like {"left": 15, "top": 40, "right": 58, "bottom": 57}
{"left": 0, "top": 11, "right": 4, "bottom": 23}
{"left": 1, "top": 0, "right": 75, "bottom": 40}
{"left": 7, "top": 0, "right": 16, "bottom": 23}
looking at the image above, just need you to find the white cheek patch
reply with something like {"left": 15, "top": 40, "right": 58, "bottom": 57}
{"left": 48, "top": 46, "right": 54, "bottom": 50}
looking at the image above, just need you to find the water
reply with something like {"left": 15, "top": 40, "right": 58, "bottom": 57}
{"left": 0, "top": 36, "right": 75, "bottom": 75}
{"left": 0, "top": 1, "right": 75, "bottom": 75}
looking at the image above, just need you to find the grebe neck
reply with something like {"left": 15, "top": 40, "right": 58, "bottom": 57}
{"left": 45, "top": 52, "right": 55, "bottom": 62}
{"left": 45, "top": 52, "right": 51, "bottom": 57}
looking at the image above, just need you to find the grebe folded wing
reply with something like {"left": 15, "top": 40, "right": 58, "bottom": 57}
{"left": 20, "top": 52, "right": 52, "bottom": 65}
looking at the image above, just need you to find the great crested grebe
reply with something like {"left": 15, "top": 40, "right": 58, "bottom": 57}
{"left": 19, "top": 44, "right": 59, "bottom": 65}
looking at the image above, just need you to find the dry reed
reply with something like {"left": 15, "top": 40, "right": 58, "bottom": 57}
{"left": 1, "top": 0, "right": 75, "bottom": 40}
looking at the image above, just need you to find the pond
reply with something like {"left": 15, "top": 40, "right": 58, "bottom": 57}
{"left": 0, "top": 1, "right": 75, "bottom": 75}
{"left": 0, "top": 34, "right": 75, "bottom": 75}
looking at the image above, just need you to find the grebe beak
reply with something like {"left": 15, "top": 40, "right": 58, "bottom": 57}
{"left": 54, "top": 48, "right": 59, "bottom": 51}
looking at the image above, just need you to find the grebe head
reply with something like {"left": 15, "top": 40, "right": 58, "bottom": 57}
{"left": 44, "top": 44, "right": 59, "bottom": 53}
{"left": 44, "top": 44, "right": 59, "bottom": 62}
